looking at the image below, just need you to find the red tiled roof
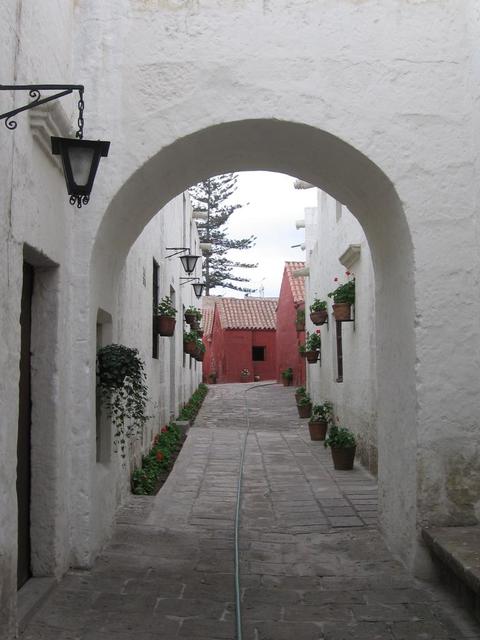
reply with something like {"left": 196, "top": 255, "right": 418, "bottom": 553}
{"left": 216, "top": 297, "right": 278, "bottom": 330}
{"left": 285, "top": 261, "right": 305, "bottom": 304}
{"left": 202, "top": 307, "right": 215, "bottom": 338}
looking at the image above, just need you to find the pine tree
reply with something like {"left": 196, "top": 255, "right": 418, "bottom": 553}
{"left": 189, "top": 174, "right": 257, "bottom": 295}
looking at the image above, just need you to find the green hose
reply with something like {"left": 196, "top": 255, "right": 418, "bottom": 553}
{"left": 234, "top": 382, "right": 277, "bottom": 640}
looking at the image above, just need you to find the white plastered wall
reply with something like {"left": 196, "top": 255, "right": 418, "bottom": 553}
{"left": 306, "top": 194, "right": 378, "bottom": 474}
{"left": 91, "top": 193, "right": 202, "bottom": 549}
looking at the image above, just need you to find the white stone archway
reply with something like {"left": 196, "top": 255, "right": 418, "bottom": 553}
{"left": 64, "top": 1, "right": 480, "bottom": 576}
{"left": 84, "top": 119, "right": 418, "bottom": 568}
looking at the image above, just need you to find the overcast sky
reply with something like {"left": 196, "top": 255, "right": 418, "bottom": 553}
{"left": 208, "top": 171, "right": 317, "bottom": 298}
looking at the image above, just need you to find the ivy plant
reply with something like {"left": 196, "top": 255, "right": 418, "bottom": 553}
{"left": 97, "top": 344, "right": 149, "bottom": 458}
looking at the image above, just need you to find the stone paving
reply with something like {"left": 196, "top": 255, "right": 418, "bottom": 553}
{"left": 21, "top": 383, "right": 479, "bottom": 639}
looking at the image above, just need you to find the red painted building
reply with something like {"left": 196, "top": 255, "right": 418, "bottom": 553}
{"left": 202, "top": 297, "right": 277, "bottom": 383}
{"left": 275, "top": 261, "right": 306, "bottom": 386}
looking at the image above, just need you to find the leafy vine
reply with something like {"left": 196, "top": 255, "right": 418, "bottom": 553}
{"left": 97, "top": 344, "right": 149, "bottom": 458}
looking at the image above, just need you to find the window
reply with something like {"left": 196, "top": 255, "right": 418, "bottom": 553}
{"left": 335, "top": 321, "right": 343, "bottom": 383}
{"left": 252, "top": 346, "right": 265, "bottom": 361}
{"left": 152, "top": 259, "right": 159, "bottom": 359}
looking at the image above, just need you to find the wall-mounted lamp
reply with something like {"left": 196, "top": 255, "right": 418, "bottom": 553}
{"left": 192, "top": 282, "right": 205, "bottom": 298}
{"left": 165, "top": 247, "right": 200, "bottom": 275}
{"left": 180, "top": 277, "right": 206, "bottom": 299}
{"left": 0, "top": 84, "right": 110, "bottom": 208}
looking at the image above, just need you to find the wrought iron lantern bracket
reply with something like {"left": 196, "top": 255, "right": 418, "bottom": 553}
{"left": 165, "top": 247, "right": 191, "bottom": 260}
{"left": 0, "top": 84, "right": 85, "bottom": 136}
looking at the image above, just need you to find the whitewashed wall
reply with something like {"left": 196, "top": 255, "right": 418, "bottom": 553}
{"left": 306, "top": 194, "right": 378, "bottom": 474}
{"left": 91, "top": 193, "right": 202, "bottom": 552}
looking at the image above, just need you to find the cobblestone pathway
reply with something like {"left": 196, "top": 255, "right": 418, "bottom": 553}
{"left": 22, "top": 383, "right": 478, "bottom": 639}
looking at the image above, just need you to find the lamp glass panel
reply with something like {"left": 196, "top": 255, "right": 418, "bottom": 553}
{"left": 68, "top": 145, "right": 95, "bottom": 186}
{"left": 193, "top": 283, "right": 204, "bottom": 298}
{"left": 180, "top": 254, "right": 199, "bottom": 274}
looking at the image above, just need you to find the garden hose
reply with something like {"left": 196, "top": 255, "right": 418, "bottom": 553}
{"left": 234, "top": 381, "right": 277, "bottom": 640}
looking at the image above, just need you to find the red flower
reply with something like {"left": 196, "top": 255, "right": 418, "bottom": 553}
{"left": 345, "top": 271, "right": 351, "bottom": 276}
{"left": 161, "top": 426, "right": 168, "bottom": 433}
{"left": 156, "top": 451, "right": 164, "bottom": 462}
{"left": 334, "top": 277, "right": 338, "bottom": 282}
{"left": 316, "top": 329, "right": 321, "bottom": 334}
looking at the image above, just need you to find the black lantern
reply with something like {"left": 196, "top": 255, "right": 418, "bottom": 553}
{"left": 51, "top": 137, "right": 110, "bottom": 208}
{"left": 180, "top": 254, "right": 200, "bottom": 275}
{"left": 0, "top": 85, "right": 110, "bottom": 208}
{"left": 192, "top": 282, "right": 205, "bottom": 298}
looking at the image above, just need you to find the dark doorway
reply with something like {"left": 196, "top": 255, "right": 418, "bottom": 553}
{"left": 17, "top": 262, "right": 34, "bottom": 589}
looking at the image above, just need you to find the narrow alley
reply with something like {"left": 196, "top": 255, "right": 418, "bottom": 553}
{"left": 21, "top": 384, "right": 477, "bottom": 640}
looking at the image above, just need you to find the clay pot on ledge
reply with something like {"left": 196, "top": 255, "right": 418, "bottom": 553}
{"left": 306, "top": 350, "right": 319, "bottom": 364}
{"left": 307, "top": 420, "right": 328, "bottom": 441}
{"left": 296, "top": 402, "right": 312, "bottom": 419}
{"left": 154, "top": 315, "right": 176, "bottom": 337}
{"left": 184, "top": 339, "right": 197, "bottom": 355}
{"left": 310, "top": 309, "right": 328, "bottom": 325}
{"left": 332, "top": 303, "right": 352, "bottom": 322}
{"left": 184, "top": 311, "right": 196, "bottom": 325}
{"left": 330, "top": 446, "right": 356, "bottom": 470}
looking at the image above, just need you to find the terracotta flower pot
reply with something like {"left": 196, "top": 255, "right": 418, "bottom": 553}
{"left": 184, "top": 312, "right": 196, "bottom": 325}
{"left": 184, "top": 340, "right": 196, "bottom": 355}
{"left": 198, "top": 351, "right": 205, "bottom": 362}
{"left": 308, "top": 420, "right": 328, "bottom": 441}
{"left": 190, "top": 320, "right": 200, "bottom": 331}
{"left": 306, "top": 350, "right": 319, "bottom": 363}
{"left": 310, "top": 309, "right": 328, "bottom": 325}
{"left": 332, "top": 303, "right": 351, "bottom": 322}
{"left": 282, "top": 378, "right": 292, "bottom": 387}
{"left": 296, "top": 321, "right": 305, "bottom": 332}
{"left": 155, "top": 315, "right": 176, "bottom": 337}
{"left": 330, "top": 446, "right": 356, "bottom": 470}
{"left": 297, "top": 402, "right": 312, "bottom": 419}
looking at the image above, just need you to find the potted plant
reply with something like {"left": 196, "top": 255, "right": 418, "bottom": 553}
{"left": 309, "top": 298, "right": 328, "bottom": 325}
{"left": 191, "top": 308, "right": 202, "bottom": 331}
{"left": 240, "top": 368, "right": 250, "bottom": 382}
{"left": 305, "top": 332, "right": 321, "bottom": 363}
{"left": 97, "top": 344, "right": 149, "bottom": 459}
{"left": 298, "top": 343, "right": 306, "bottom": 358}
{"left": 295, "top": 386, "right": 307, "bottom": 403}
{"left": 328, "top": 272, "right": 355, "bottom": 321}
{"left": 295, "top": 307, "right": 305, "bottom": 331}
{"left": 296, "top": 393, "right": 312, "bottom": 419}
{"left": 208, "top": 371, "right": 217, "bottom": 384}
{"left": 324, "top": 424, "right": 357, "bottom": 470}
{"left": 154, "top": 295, "right": 177, "bottom": 336}
{"left": 184, "top": 305, "right": 198, "bottom": 325}
{"left": 195, "top": 339, "right": 206, "bottom": 361}
{"left": 281, "top": 367, "right": 293, "bottom": 386}
{"left": 308, "top": 401, "right": 333, "bottom": 441}
{"left": 183, "top": 330, "right": 198, "bottom": 355}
